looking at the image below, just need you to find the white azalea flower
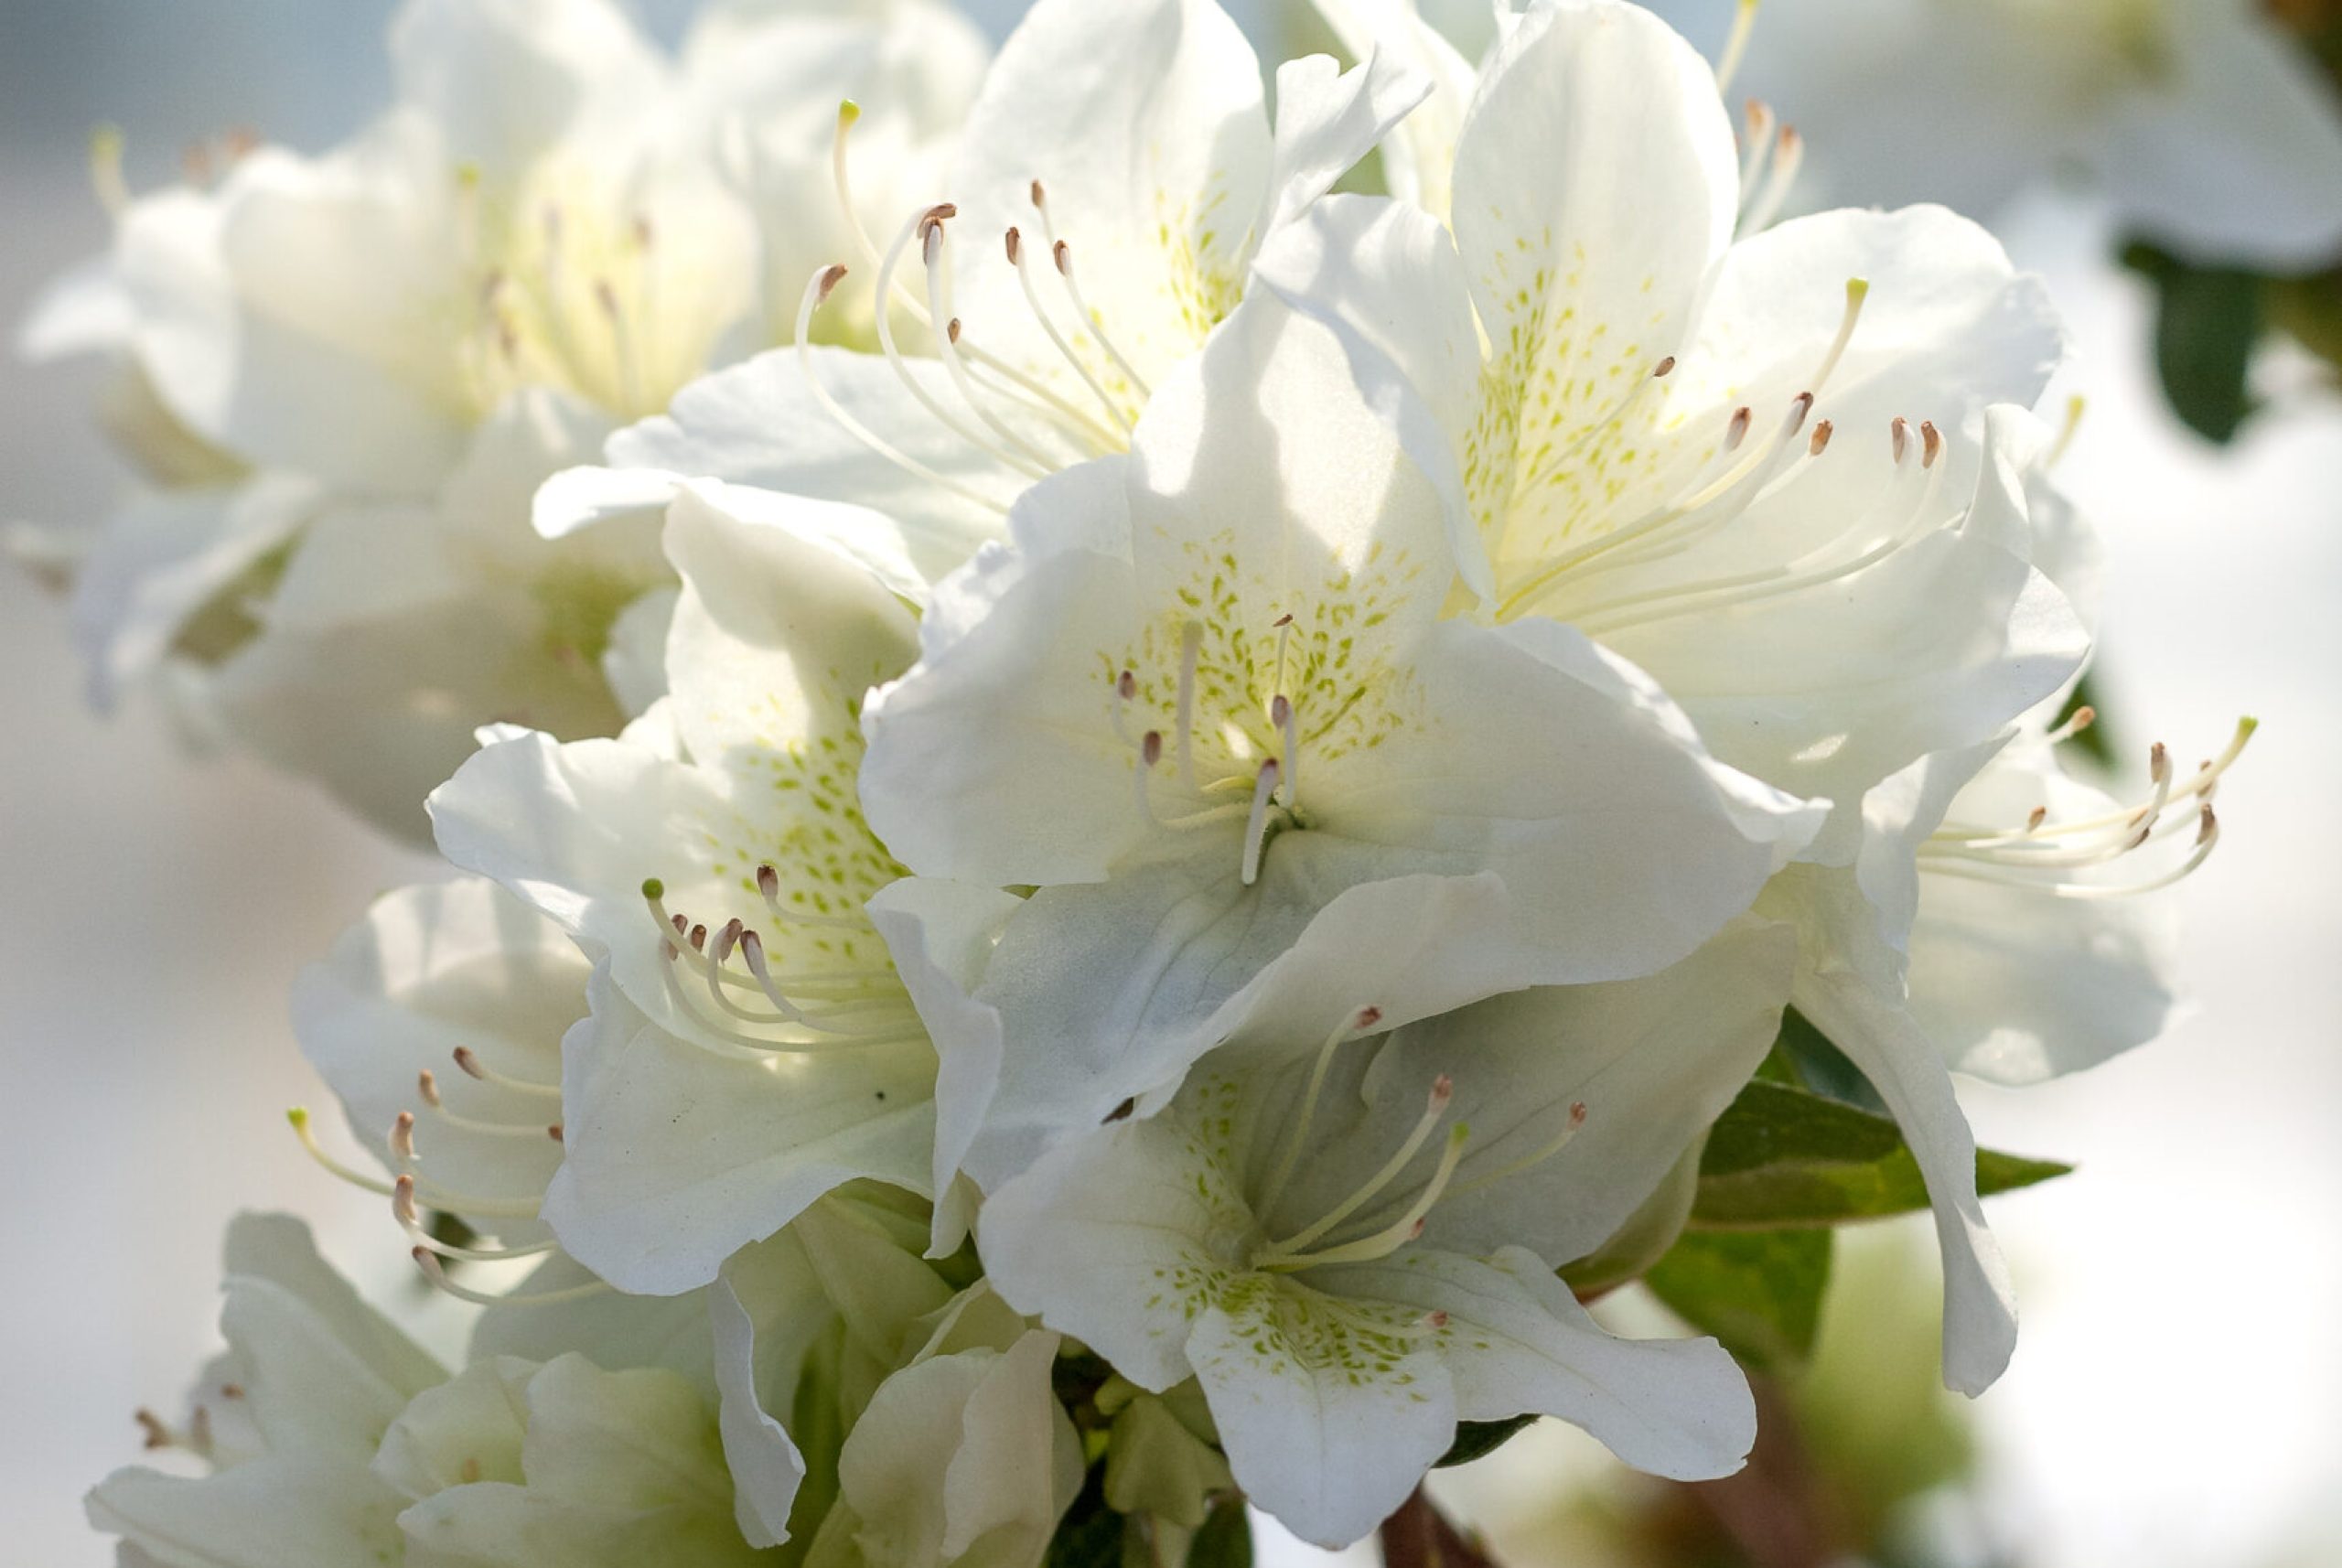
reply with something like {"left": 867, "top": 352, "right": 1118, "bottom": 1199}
{"left": 87, "top": 1214, "right": 766, "bottom": 1568}
{"left": 20, "top": 0, "right": 981, "bottom": 838}
{"left": 858, "top": 295, "right": 1821, "bottom": 1188}
{"left": 979, "top": 919, "right": 1795, "bottom": 1547}
{"left": 536, "top": 0, "right": 1432, "bottom": 586}
{"left": 1642, "top": 0, "right": 2342, "bottom": 265}
{"left": 1257, "top": 0, "right": 2108, "bottom": 1393}
{"left": 430, "top": 483, "right": 1007, "bottom": 1288}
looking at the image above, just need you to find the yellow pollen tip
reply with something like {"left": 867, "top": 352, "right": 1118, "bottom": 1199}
{"left": 285, "top": 1106, "right": 309, "bottom": 1130}
{"left": 640, "top": 877, "right": 664, "bottom": 899}
{"left": 1845, "top": 276, "right": 1871, "bottom": 304}
{"left": 837, "top": 100, "right": 861, "bottom": 127}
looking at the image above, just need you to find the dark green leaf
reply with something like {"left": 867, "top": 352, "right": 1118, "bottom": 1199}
{"left": 1047, "top": 1472, "right": 1124, "bottom": 1568}
{"left": 1767, "top": 1006, "right": 1885, "bottom": 1112}
{"left": 1434, "top": 1415, "right": 1537, "bottom": 1469}
{"left": 2122, "top": 241, "right": 2263, "bottom": 444}
{"left": 1186, "top": 1495, "right": 1253, "bottom": 1568}
{"left": 1645, "top": 1228, "right": 1833, "bottom": 1373}
{"left": 1692, "top": 1079, "right": 2068, "bottom": 1229}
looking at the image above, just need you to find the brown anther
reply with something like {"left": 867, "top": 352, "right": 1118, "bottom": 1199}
{"left": 757, "top": 864, "right": 781, "bottom": 897}
{"left": 1891, "top": 416, "right": 1911, "bottom": 462}
{"left": 1787, "top": 391, "right": 1814, "bottom": 433}
{"left": 815, "top": 263, "right": 848, "bottom": 304}
{"left": 1725, "top": 405, "right": 1753, "bottom": 449}
{"left": 417, "top": 1069, "right": 442, "bottom": 1109}
{"left": 917, "top": 202, "right": 957, "bottom": 242}
{"left": 548, "top": 1124, "right": 564, "bottom": 1144}
{"left": 391, "top": 1111, "right": 417, "bottom": 1162}
{"left": 220, "top": 1383, "right": 244, "bottom": 1400}
{"left": 222, "top": 126, "right": 260, "bottom": 160}
{"left": 1424, "top": 1310, "right": 1451, "bottom": 1329}
{"left": 1005, "top": 226, "right": 1022, "bottom": 263}
{"left": 1920, "top": 419, "right": 1943, "bottom": 468}
{"left": 671, "top": 911, "right": 689, "bottom": 935}
{"left": 1568, "top": 1101, "right": 1589, "bottom": 1127}
{"left": 1030, "top": 178, "right": 1047, "bottom": 208}
{"left": 1052, "top": 238, "right": 1072, "bottom": 274}
{"left": 1273, "top": 611, "right": 1295, "bottom": 627}
{"left": 1140, "top": 730, "right": 1164, "bottom": 767}
{"left": 1778, "top": 124, "right": 1801, "bottom": 152}
{"left": 1355, "top": 1005, "right": 1382, "bottom": 1030}
{"left": 1115, "top": 669, "right": 1137, "bottom": 700}
{"left": 461, "top": 1456, "right": 484, "bottom": 1484}
{"left": 134, "top": 1409, "right": 171, "bottom": 1450}
{"left": 2151, "top": 741, "right": 2170, "bottom": 779}
{"left": 392, "top": 1174, "right": 420, "bottom": 1225}
{"left": 1809, "top": 418, "right": 1834, "bottom": 456}
{"left": 690, "top": 923, "right": 708, "bottom": 951}
{"left": 2068, "top": 705, "right": 2097, "bottom": 734}
{"left": 2197, "top": 802, "right": 2218, "bottom": 843}
{"left": 948, "top": 317, "right": 962, "bottom": 344}
{"left": 1653, "top": 355, "right": 1677, "bottom": 377}
{"left": 454, "top": 1046, "right": 488, "bottom": 1080}
{"left": 2026, "top": 805, "right": 2049, "bottom": 831}
{"left": 1407, "top": 1219, "right": 1426, "bottom": 1240}
{"left": 631, "top": 214, "right": 655, "bottom": 250}
{"left": 1104, "top": 1097, "right": 1136, "bottom": 1122}
{"left": 1429, "top": 1074, "right": 1455, "bottom": 1106}
{"left": 592, "top": 277, "right": 620, "bottom": 317}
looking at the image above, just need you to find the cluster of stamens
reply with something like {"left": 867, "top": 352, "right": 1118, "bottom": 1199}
{"left": 640, "top": 866, "right": 918, "bottom": 1055}
{"left": 1118, "top": 615, "right": 1308, "bottom": 887}
{"left": 1240, "top": 1008, "right": 1590, "bottom": 1305}
{"left": 793, "top": 104, "right": 1156, "bottom": 516}
{"left": 1923, "top": 713, "right": 2256, "bottom": 898}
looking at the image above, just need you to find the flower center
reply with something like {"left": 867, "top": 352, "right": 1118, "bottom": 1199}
{"left": 1241, "top": 1007, "right": 1588, "bottom": 1275}
{"left": 639, "top": 870, "right": 924, "bottom": 1055}
{"left": 454, "top": 165, "right": 682, "bottom": 421}
{"left": 789, "top": 106, "right": 1155, "bottom": 513}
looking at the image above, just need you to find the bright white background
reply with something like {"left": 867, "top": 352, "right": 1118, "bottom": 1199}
{"left": 1, "top": 4, "right": 2336, "bottom": 1564}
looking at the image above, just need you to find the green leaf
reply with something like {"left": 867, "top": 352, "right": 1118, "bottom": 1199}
{"left": 1186, "top": 1495, "right": 1253, "bottom": 1568}
{"left": 1644, "top": 1228, "right": 1833, "bottom": 1373}
{"left": 1691, "top": 1079, "right": 2069, "bottom": 1229}
{"left": 2122, "top": 241, "right": 2263, "bottom": 444}
{"left": 1047, "top": 1472, "right": 1125, "bottom": 1568}
{"left": 1434, "top": 1415, "right": 1537, "bottom": 1469}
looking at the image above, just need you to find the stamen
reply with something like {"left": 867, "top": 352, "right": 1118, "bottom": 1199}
{"left": 2044, "top": 704, "right": 2097, "bottom": 746}
{"left": 1133, "top": 729, "right": 1163, "bottom": 826}
{"left": 1738, "top": 124, "right": 1802, "bottom": 234}
{"left": 757, "top": 863, "right": 867, "bottom": 930}
{"left": 393, "top": 1176, "right": 556, "bottom": 1262}
{"left": 1007, "top": 224, "right": 1133, "bottom": 435}
{"left": 1280, "top": 1122, "right": 1472, "bottom": 1268}
{"left": 1724, "top": 405, "right": 1754, "bottom": 451}
{"left": 790, "top": 266, "right": 1009, "bottom": 515}
{"left": 2049, "top": 393, "right": 2088, "bottom": 468}
{"left": 413, "top": 1247, "right": 610, "bottom": 1308}
{"left": 1445, "top": 1101, "right": 1587, "bottom": 1200}
{"left": 593, "top": 277, "right": 643, "bottom": 414}
{"left": 1257, "top": 1005, "right": 1384, "bottom": 1217}
{"left": 1716, "top": 0, "right": 1762, "bottom": 93}
{"left": 287, "top": 1106, "right": 397, "bottom": 1197}
{"left": 1273, "top": 693, "right": 1300, "bottom": 811}
{"left": 831, "top": 102, "right": 888, "bottom": 274}
{"left": 1738, "top": 100, "right": 1776, "bottom": 197}
{"left": 90, "top": 124, "right": 129, "bottom": 217}
{"left": 1112, "top": 669, "right": 1138, "bottom": 744}
{"left": 1240, "top": 759, "right": 1280, "bottom": 886}
{"left": 1030, "top": 179, "right": 1152, "bottom": 401}
{"left": 1264, "top": 1076, "right": 1455, "bottom": 1260}
{"left": 1810, "top": 278, "right": 1870, "bottom": 393}
{"left": 452, "top": 1046, "right": 560, "bottom": 1098}
{"left": 873, "top": 207, "right": 1050, "bottom": 481}
{"left": 1810, "top": 418, "right": 1834, "bottom": 456}
{"left": 921, "top": 215, "right": 1058, "bottom": 474}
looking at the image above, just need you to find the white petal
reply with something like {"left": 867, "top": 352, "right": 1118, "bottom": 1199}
{"left": 1319, "top": 1246, "right": 1756, "bottom": 1480}
{"left": 18, "top": 251, "right": 134, "bottom": 361}
{"left": 1185, "top": 1290, "right": 1454, "bottom": 1549}
{"left": 863, "top": 877, "right": 1026, "bottom": 1249}
{"left": 70, "top": 473, "right": 320, "bottom": 710}
{"left": 542, "top": 961, "right": 936, "bottom": 1294}
{"left": 90, "top": 1456, "right": 408, "bottom": 1568}
{"left": 389, "top": 0, "right": 670, "bottom": 169}
{"left": 1305, "top": 0, "right": 1479, "bottom": 218}
{"left": 1258, "top": 49, "right": 1434, "bottom": 240}
{"left": 1774, "top": 869, "right": 2017, "bottom": 1395}
{"left": 600, "top": 348, "right": 1015, "bottom": 582}
{"left": 980, "top": 1116, "right": 1248, "bottom": 1392}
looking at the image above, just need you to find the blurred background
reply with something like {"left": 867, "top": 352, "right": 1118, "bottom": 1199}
{"left": 1, "top": 2, "right": 2337, "bottom": 1564}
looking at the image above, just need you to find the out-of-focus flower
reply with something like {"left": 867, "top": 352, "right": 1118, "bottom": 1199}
{"left": 16, "top": 0, "right": 986, "bottom": 838}
{"left": 535, "top": 0, "right": 1430, "bottom": 587}
{"left": 1635, "top": 0, "right": 2342, "bottom": 265}
{"left": 858, "top": 293, "right": 1820, "bottom": 1189}
{"left": 85, "top": 1215, "right": 769, "bottom": 1568}
{"left": 979, "top": 920, "right": 1794, "bottom": 1546}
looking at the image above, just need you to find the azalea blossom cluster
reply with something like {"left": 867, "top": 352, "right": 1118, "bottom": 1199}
{"left": 38, "top": 0, "right": 2253, "bottom": 1561}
